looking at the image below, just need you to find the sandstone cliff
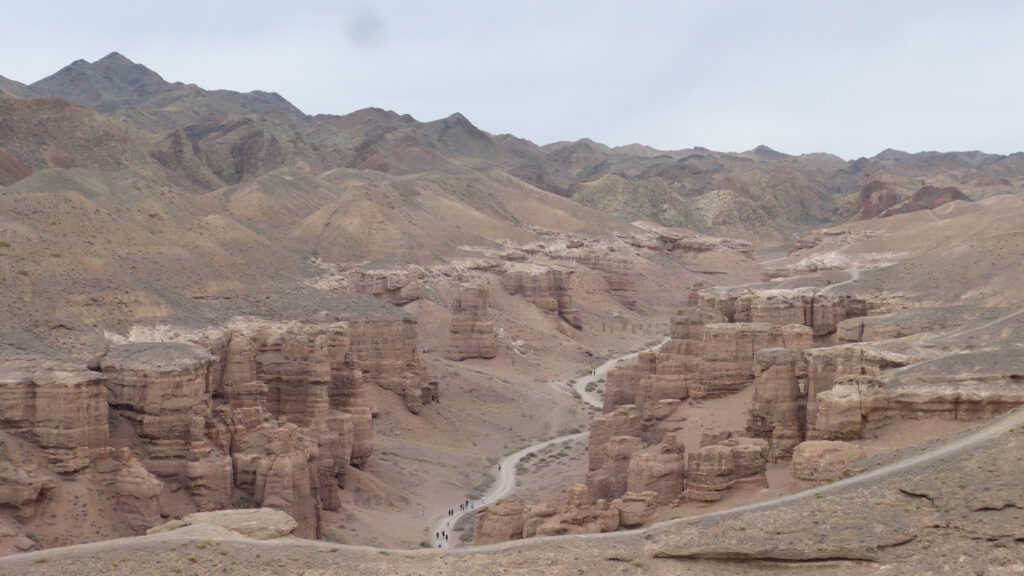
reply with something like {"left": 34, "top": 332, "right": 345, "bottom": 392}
{"left": 445, "top": 282, "right": 498, "bottom": 360}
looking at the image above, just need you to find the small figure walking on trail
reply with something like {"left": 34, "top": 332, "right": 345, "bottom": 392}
{"left": 470, "top": 502, "right": 474, "bottom": 511}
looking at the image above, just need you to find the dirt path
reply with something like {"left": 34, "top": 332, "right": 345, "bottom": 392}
{"left": 430, "top": 338, "right": 669, "bottom": 549}
{"left": 820, "top": 268, "right": 861, "bottom": 292}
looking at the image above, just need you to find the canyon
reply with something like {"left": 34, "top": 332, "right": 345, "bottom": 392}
{"left": 1, "top": 53, "right": 1023, "bottom": 575}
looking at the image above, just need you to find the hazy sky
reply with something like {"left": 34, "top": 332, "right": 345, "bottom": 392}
{"left": 3, "top": 0, "right": 1022, "bottom": 158}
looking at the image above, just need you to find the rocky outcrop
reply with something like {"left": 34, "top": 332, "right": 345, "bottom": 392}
{"left": 92, "top": 447, "right": 163, "bottom": 531}
{"left": 791, "top": 440, "right": 865, "bottom": 486}
{"left": 346, "top": 317, "right": 426, "bottom": 398}
{"left": 809, "top": 374, "right": 1024, "bottom": 441}
{"left": 101, "top": 342, "right": 232, "bottom": 510}
{"left": 615, "top": 491, "right": 658, "bottom": 528}
{"left": 878, "top": 184, "right": 971, "bottom": 218}
{"left": 626, "top": 436, "right": 686, "bottom": 503}
{"left": 698, "top": 287, "right": 867, "bottom": 339}
{"left": 586, "top": 435, "right": 642, "bottom": 501}
{"left": 147, "top": 508, "right": 298, "bottom": 540}
{"left": 687, "top": 437, "right": 768, "bottom": 502}
{"left": 473, "top": 498, "right": 527, "bottom": 545}
{"left": 691, "top": 323, "right": 812, "bottom": 398}
{"left": 575, "top": 250, "right": 636, "bottom": 309}
{"left": 587, "top": 405, "right": 641, "bottom": 472}
{"left": 803, "top": 345, "right": 884, "bottom": 429}
{"left": 500, "top": 265, "right": 582, "bottom": 329}
{"left": 343, "top": 269, "right": 422, "bottom": 306}
{"left": 0, "top": 462, "right": 55, "bottom": 520}
{"left": 495, "top": 484, "right": 629, "bottom": 543}
{"left": 247, "top": 423, "right": 321, "bottom": 539}
{"left": 445, "top": 282, "right": 498, "bottom": 360}
{"left": 0, "top": 352, "right": 109, "bottom": 473}
{"left": 746, "top": 348, "right": 804, "bottom": 460}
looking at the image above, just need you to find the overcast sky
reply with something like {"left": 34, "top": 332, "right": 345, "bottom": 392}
{"left": 3, "top": 0, "right": 1022, "bottom": 159}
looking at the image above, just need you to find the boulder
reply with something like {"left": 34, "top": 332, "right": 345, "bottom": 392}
{"left": 474, "top": 498, "right": 527, "bottom": 544}
{"left": 147, "top": 508, "right": 298, "bottom": 540}
{"left": 791, "top": 440, "right": 866, "bottom": 483}
{"left": 616, "top": 491, "right": 658, "bottom": 528}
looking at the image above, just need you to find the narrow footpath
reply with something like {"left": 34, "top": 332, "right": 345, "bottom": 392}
{"left": 430, "top": 338, "right": 669, "bottom": 549}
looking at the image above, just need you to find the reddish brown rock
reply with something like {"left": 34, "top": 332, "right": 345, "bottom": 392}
{"left": 588, "top": 405, "right": 641, "bottom": 472}
{"left": 746, "top": 348, "right": 805, "bottom": 460}
{"left": 0, "top": 462, "right": 55, "bottom": 520}
{"left": 615, "top": 491, "right": 658, "bottom": 528}
{"left": 339, "top": 269, "right": 422, "bottom": 305}
{"left": 626, "top": 436, "right": 686, "bottom": 503}
{"left": 586, "top": 435, "right": 642, "bottom": 501}
{"left": 0, "top": 352, "right": 109, "bottom": 473}
{"left": 347, "top": 317, "right": 426, "bottom": 398}
{"left": 791, "top": 440, "right": 866, "bottom": 485}
{"left": 501, "top": 265, "right": 582, "bottom": 329}
{"left": 575, "top": 250, "right": 636, "bottom": 310}
{"left": 248, "top": 423, "right": 321, "bottom": 539}
{"left": 699, "top": 287, "right": 867, "bottom": 339}
{"left": 101, "top": 342, "right": 232, "bottom": 509}
{"left": 92, "top": 447, "right": 163, "bottom": 531}
{"left": 691, "top": 323, "right": 811, "bottom": 398}
{"left": 804, "top": 345, "right": 883, "bottom": 429}
{"left": 687, "top": 437, "right": 768, "bottom": 502}
{"left": 445, "top": 282, "right": 498, "bottom": 360}
{"left": 474, "top": 498, "right": 527, "bottom": 545}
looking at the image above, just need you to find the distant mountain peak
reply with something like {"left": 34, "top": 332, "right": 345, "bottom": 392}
{"left": 96, "top": 51, "right": 133, "bottom": 64}
{"left": 744, "top": 144, "right": 790, "bottom": 161}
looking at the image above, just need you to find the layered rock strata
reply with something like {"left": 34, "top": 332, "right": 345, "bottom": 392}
{"left": 500, "top": 265, "right": 582, "bottom": 329}
{"left": 475, "top": 484, "right": 655, "bottom": 544}
{"left": 698, "top": 287, "right": 867, "bottom": 340}
{"left": 445, "top": 282, "right": 498, "bottom": 360}
{"left": 746, "top": 348, "right": 805, "bottom": 460}
{"left": 0, "top": 352, "right": 109, "bottom": 473}
{"left": 686, "top": 437, "right": 769, "bottom": 502}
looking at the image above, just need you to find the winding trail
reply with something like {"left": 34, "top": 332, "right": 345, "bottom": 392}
{"left": 820, "top": 268, "right": 861, "bottom": 292}
{"left": 430, "top": 338, "right": 669, "bottom": 549}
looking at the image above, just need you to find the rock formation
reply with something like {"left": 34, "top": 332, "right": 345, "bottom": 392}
{"left": 101, "top": 342, "right": 231, "bottom": 511}
{"left": 687, "top": 437, "right": 768, "bottom": 502}
{"left": 0, "top": 352, "right": 109, "bottom": 473}
{"left": 445, "top": 282, "right": 498, "bottom": 360}
{"left": 586, "top": 435, "right": 642, "bottom": 501}
{"left": 790, "top": 440, "right": 866, "bottom": 488}
{"left": 479, "top": 484, "right": 633, "bottom": 544}
{"left": 473, "top": 498, "right": 527, "bottom": 545}
{"left": 626, "top": 436, "right": 686, "bottom": 503}
{"left": 574, "top": 250, "right": 636, "bottom": 309}
{"left": 500, "top": 265, "right": 582, "bottom": 329}
{"left": 746, "top": 348, "right": 805, "bottom": 460}
{"left": 587, "top": 405, "right": 641, "bottom": 473}
{"left": 698, "top": 287, "right": 867, "bottom": 341}
{"left": 343, "top": 269, "right": 422, "bottom": 306}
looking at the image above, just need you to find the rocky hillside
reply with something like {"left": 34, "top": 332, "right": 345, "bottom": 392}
{"left": 1, "top": 52, "right": 1023, "bottom": 565}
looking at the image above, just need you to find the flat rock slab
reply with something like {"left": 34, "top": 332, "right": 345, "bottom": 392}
{"left": 147, "top": 508, "right": 297, "bottom": 540}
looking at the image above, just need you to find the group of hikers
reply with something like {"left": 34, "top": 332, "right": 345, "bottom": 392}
{"left": 436, "top": 498, "right": 487, "bottom": 548}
